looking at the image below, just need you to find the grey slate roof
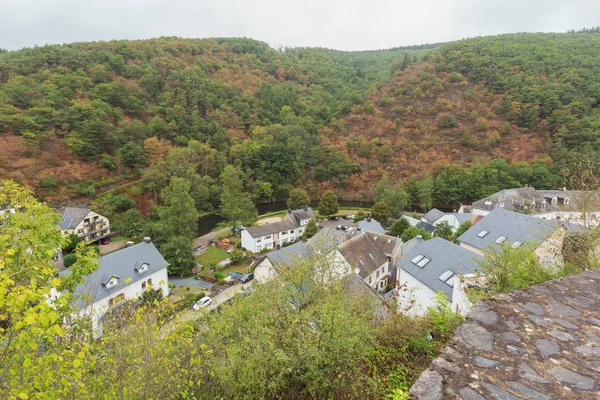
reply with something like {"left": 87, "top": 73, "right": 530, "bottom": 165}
{"left": 457, "top": 208, "right": 561, "bottom": 251}
{"left": 306, "top": 227, "right": 351, "bottom": 254}
{"left": 416, "top": 221, "right": 436, "bottom": 233}
{"left": 57, "top": 206, "right": 91, "bottom": 230}
{"left": 453, "top": 213, "right": 472, "bottom": 225}
{"left": 422, "top": 208, "right": 446, "bottom": 224}
{"left": 285, "top": 207, "right": 316, "bottom": 225}
{"left": 396, "top": 237, "right": 482, "bottom": 300}
{"left": 337, "top": 233, "right": 389, "bottom": 277}
{"left": 401, "top": 236, "right": 425, "bottom": 255}
{"left": 404, "top": 215, "right": 421, "bottom": 227}
{"left": 62, "top": 241, "right": 169, "bottom": 310}
{"left": 358, "top": 218, "right": 385, "bottom": 234}
{"left": 266, "top": 242, "right": 311, "bottom": 267}
{"left": 245, "top": 219, "right": 297, "bottom": 238}
{"left": 410, "top": 270, "right": 600, "bottom": 400}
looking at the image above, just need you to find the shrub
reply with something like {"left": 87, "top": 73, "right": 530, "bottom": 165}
{"left": 100, "top": 155, "right": 116, "bottom": 170}
{"left": 63, "top": 253, "right": 77, "bottom": 268}
{"left": 38, "top": 176, "right": 58, "bottom": 189}
{"left": 230, "top": 249, "right": 245, "bottom": 265}
{"left": 437, "top": 114, "right": 457, "bottom": 129}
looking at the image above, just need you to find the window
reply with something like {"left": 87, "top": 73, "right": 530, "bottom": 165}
{"left": 477, "top": 230, "right": 489, "bottom": 238}
{"left": 417, "top": 257, "right": 430, "bottom": 268}
{"left": 438, "top": 271, "right": 455, "bottom": 287}
{"left": 499, "top": 203, "right": 504, "bottom": 208}
{"left": 368, "top": 277, "right": 372, "bottom": 284}
{"left": 564, "top": 198, "right": 570, "bottom": 205}
{"left": 105, "top": 277, "right": 118, "bottom": 288}
{"left": 257, "top": 238, "right": 261, "bottom": 243}
{"left": 142, "top": 281, "right": 146, "bottom": 290}
{"left": 137, "top": 263, "right": 149, "bottom": 273}
{"left": 495, "top": 236, "right": 507, "bottom": 244}
{"left": 147, "top": 278, "right": 152, "bottom": 286}
{"left": 265, "top": 235, "right": 271, "bottom": 239}
{"left": 290, "top": 230, "right": 295, "bottom": 234}
{"left": 376, "top": 270, "right": 380, "bottom": 278}
{"left": 411, "top": 255, "right": 424, "bottom": 264}
{"left": 484, "top": 200, "right": 493, "bottom": 207}
{"left": 380, "top": 281, "right": 385, "bottom": 288}
{"left": 512, "top": 241, "right": 523, "bottom": 248}
{"left": 281, "top": 231, "right": 287, "bottom": 235}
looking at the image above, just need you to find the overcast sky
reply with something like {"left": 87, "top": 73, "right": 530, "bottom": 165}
{"left": 2, "top": 0, "right": 598, "bottom": 51}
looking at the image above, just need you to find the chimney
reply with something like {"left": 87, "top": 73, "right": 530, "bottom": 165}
{"left": 367, "top": 217, "right": 372, "bottom": 222}
{"left": 525, "top": 183, "right": 529, "bottom": 188}
{"left": 416, "top": 235, "right": 422, "bottom": 240}
{"left": 126, "top": 241, "right": 135, "bottom": 247}
{"left": 143, "top": 237, "right": 151, "bottom": 243}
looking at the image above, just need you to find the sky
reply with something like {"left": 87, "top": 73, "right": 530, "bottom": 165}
{"left": 2, "top": 0, "right": 598, "bottom": 51}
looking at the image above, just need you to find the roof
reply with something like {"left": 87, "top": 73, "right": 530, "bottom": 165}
{"left": 337, "top": 232, "right": 389, "bottom": 277}
{"left": 57, "top": 206, "right": 91, "bottom": 230}
{"left": 364, "top": 231, "right": 402, "bottom": 257}
{"left": 453, "top": 213, "right": 472, "bottom": 225}
{"left": 358, "top": 218, "right": 386, "bottom": 234}
{"left": 284, "top": 207, "right": 316, "bottom": 226}
{"left": 62, "top": 241, "right": 169, "bottom": 309}
{"left": 457, "top": 208, "right": 560, "bottom": 251}
{"left": 404, "top": 215, "right": 421, "bottom": 227}
{"left": 397, "top": 237, "right": 482, "bottom": 300}
{"left": 416, "top": 221, "right": 436, "bottom": 233}
{"left": 245, "top": 219, "right": 297, "bottom": 238}
{"left": 401, "top": 236, "right": 425, "bottom": 255}
{"left": 266, "top": 242, "right": 311, "bottom": 267}
{"left": 423, "top": 208, "right": 446, "bottom": 224}
{"left": 306, "top": 227, "right": 352, "bottom": 254}
{"left": 410, "top": 270, "right": 600, "bottom": 399}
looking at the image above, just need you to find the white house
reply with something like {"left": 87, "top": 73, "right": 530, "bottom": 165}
{"left": 456, "top": 208, "right": 566, "bottom": 267}
{"left": 57, "top": 206, "right": 111, "bottom": 243}
{"left": 467, "top": 186, "right": 600, "bottom": 227}
{"left": 59, "top": 238, "right": 169, "bottom": 337}
{"left": 396, "top": 237, "right": 482, "bottom": 315}
{"left": 421, "top": 208, "right": 472, "bottom": 232}
{"left": 241, "top": 207, "right": 316, "bottom": 253}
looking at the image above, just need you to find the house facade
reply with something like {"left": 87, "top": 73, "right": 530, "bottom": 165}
{"left": 58, "top": 206, "right": 111, "bottom": 243}
{"left": 58, "top": 238, "right": 169, "bottom": 337}
{"left": 241, "top": 207, "right": 316, "bottom": 253}
{"left": 395, "top": 237, "right": 482, "bottom": 316}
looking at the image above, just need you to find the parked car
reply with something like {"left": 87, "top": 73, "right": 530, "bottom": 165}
{"left": 336, "top": 225, "right": 342, "bottom": 230}
{"left": 341, "top": 225, "right": 348, "bottom": 231}
{"left": 329, "top": 216, "right": 339, "bottom": 221}
{"left": 193, "top": 296, "right": 213, "bottom": 310}
{"left": 346, "top": 214, "right": 355, "bottom": 220}
{"left": 240, "top": 273, "right": 254, "bottom": 284}
{"left": 233, "top": 225, "right": 247, "bottom": 233}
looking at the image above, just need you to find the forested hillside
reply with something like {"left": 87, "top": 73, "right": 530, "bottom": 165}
{"left": 1, "top": 33, "right": 599, "bottom": 208}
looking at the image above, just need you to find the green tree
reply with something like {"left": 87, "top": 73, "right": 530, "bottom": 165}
{"left": 287, "top": 188, "right": 311, "bottom": 210}
{"left": 63, "top": 252, "right": 78, "bottom": 268}
{"left": 158, "top": 177, "right": 199, "bottom": 239}
{"left": 371, "top": 201, "right": 392, "bottom": 223}
{"left": 400, "top": 226, "right": 431, "bottom": 242}
{"left": 63, "top": 232, "right": 82, "bottom": 253}
{"left": 415, "top": 175, "right": 434, "bottom": 212}
{"left": 0, "top": 180, "right": 99, "bottom": 399}
{"left": 434, "top": 221, "right": 453, "bottom": 240}
{"left": 160, "top": 236, "right": 196, "bottom": 276}
{"left": 218, "top": 166, "right": 258, "bottom": 226}
{"left": 388, "top": 217, "right": 410, "bottom": 237}
{"left": 302, "top": 218, "right": 318, "bottom": 239}
{"left": 354, "top": 210, "right": 367, "bottom": 222}
{"left": 318, "top": 190, "right": 339, "bottom": 217}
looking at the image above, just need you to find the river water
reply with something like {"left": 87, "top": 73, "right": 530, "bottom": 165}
{"left": 197, "top": 200, "right": 374, "bottom": 236}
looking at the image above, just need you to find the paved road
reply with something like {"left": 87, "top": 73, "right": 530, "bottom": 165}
{"left": 169, "top": 277, "right": 215, "bottom": 289}
{"left": 192, "top": 227, "right": 230, "bottom": 249}
{"left": 160, "top": 281, "right": 253, "bottom": 336}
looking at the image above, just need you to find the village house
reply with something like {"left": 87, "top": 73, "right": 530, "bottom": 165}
{"left": 463, "top": 186, "right": 600, "bottom": 226}
{"left": 358, "top": 217, "right": 386, "bottom": 234}
{"left": 456, "top": 208, "right": 566, "bottom": 266}
{"left": 254, "top": 228, "right": 402, "bottom": 293}
{"left": 241, "top": 207, "right": 316, "bottom": 253}
{"left": 395, "top": 237, "right": 482, "bottom": 316}
{"left": 57, "top": 238, "right": 169, "bottom": 337}
{"left": 57, "top": 206, "right": 111, "bottom": 244}
{"left": 421, "top": 208, "right": 472, "bottom": 232}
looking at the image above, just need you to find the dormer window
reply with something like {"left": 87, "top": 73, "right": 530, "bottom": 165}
{"left": 552, "top": 197, "right": 557, "bottom": 205}
{"left": 564, "top": 198, "right": 570, "bottom": 205}
{"left": 104, "top": 276, "right": 118, "bottom": 288}
{"left": 135, "top": 262, "right": 149, "bottom": 273}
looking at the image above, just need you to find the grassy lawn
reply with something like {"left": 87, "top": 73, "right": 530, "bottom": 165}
{"left": 195, "top": 247, "right": 229, "bottom": 265}
{"left": 215, "top": 228, "right": 232, "bottom": 240}
{"left": 170, "top": 285, "right": 204, "bottom": 297}
{"left": 111, "top": 235, "right": 129, "bottom": 242}
{"left": 314, "top": 208, "right": 371, "bottom": 218}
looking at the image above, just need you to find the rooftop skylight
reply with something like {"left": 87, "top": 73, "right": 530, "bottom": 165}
{"left": 477, "top": 230, "right": 489, "bottom": 238}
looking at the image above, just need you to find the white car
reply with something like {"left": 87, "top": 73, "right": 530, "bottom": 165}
{"left": 347, "top": 214, "right": 355, "bottom": 220}
{"left": 193, "top": 296, "right": 213, "bottom": 310}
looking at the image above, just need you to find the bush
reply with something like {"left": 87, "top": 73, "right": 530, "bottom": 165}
{"left": 230, "top": 249, "right": 245, "bottom": 265}
{"left": 38, "top": 176, "right": 58, "bottom": 189}
{"left": 140, "top": 288, "right": 164, "bottom": 305}
{"left": 100, "top": 155, "right": 116, "bottom": 170}
{"left": 63, "top": 253, "right": 77, "bottom": 268}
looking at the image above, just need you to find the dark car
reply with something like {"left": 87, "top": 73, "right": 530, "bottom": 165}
{"left": 240, "top": 273, "right": 254, "bottom": 284}
{"left": 329, "top": 216, "right": 339, "bottom": 221}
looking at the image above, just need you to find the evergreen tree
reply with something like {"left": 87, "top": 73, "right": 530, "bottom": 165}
{"left": 318, "top": 190, "right": 339, "bottom": 217}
